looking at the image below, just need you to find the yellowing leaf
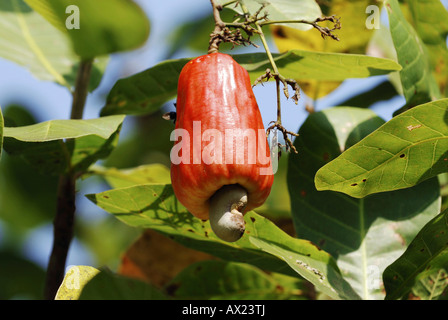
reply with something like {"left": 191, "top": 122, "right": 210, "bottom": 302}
{"left": 55, "top": 266, "right": 100, "bottom": 300}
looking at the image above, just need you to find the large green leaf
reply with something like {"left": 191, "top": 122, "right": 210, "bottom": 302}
{"left": 3, "top": 115, "right": 125, "bottom": 174}
{"left": 216, "top": 0, "right": 322, "bottom": 31}
{"left": 88, "top": 163, "right": 171, "bottom": 189}
{"left": 100, "top": 51, "right": 401, "bottom": 116}
{"left": 383, "top": 210, "right": 448, "bottom": 300}
{"left": 386, "top": 0, "right": 440, "bottom": 108}
{"left": 404, "top": 0, "right": 448, "bottom": 97}
{"left": 315, "top": 99, "right": 448, "bottom": 198}
{"left": 4, "top": 115, "right": 124, "bottom": 142}
{"left": 24, "top": 0, "right": 150, "bottom": 59}
{"left": 288, "top": 107, "right": 441, "bottom": 299}
{"left": 238, "top": 50, "right": 402, "bottom": 81}
{"left": 165, "top": 260, "right": 308, "bottom": 300}
{"left": 86, "top": 183, "right": 360, "bottom": 300}
{"left": 100, "top": 57, "right": 189, "bottom": 117}
{"left": 0, "top": 0, "right": 107, "bottom": 90}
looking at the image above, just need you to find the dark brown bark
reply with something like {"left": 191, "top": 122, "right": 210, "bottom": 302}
{"left": 44, "top": 174, "right": 76, "bottom": 300}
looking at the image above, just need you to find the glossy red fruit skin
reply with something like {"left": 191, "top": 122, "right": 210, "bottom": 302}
{"left": 170, "top": 52, "right": 274, "bottom": 220}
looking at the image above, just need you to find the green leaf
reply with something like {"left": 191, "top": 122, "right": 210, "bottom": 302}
{"left": 216, "top": 0, "right": 322, "bottom": 31}
{"left": 100, "top": 51, "right": 401, "bottom": 116}
{"left": 250, "top": 237, "right": 360, "bottom": 300}
{"left": 55, "top": 266, "right": 165, "bottom": 300}
{"left": 4, "top": 115, "right": 124, "bottom": 142}
{"left": 383, "top": 210, "right": 448, "bottom": 300}
{"left": 315, "top": 99, "right": 448, "bottom": 198}
{"left": 289, "top": 107, "right": 441, "bottom": 299}
{"left": 411, "top": 268, "right": 448, "bottom": 300}
{"left": 24, "top": 0, "right": 150, "bottom": 59}
{"left": 3, "top": 115, "right": 125, "bottom": 174}
{"left": 100, "top": 57, "right": 190, "bottom": 117}
{"left": 386, "top": 0, "right": 440, "bottom": 107}
{"left": 80, "top": 270, "right": 166, "bottom": 300}
{"left": 86, "top": 183, "right": 360, "bottom": 300}
{"left": 0, "top": 0, "right": 70, "bottom": 87}
{"left": 0, "top": 0, "right": 107, "bottom": 90}
{"left": 238, "top": 50, "right": 403, "bottom": 82}
{"left": 403, "top": 0, "right": 448, "bottom": 97}
{"left": 89, "top": 163, "right": 171, "bottom": 189}
{"left": 337, "top": 80, "right": 399, "bottom": 109}
{"left": 165, "top": 260, "right": 307, "bottom": 300}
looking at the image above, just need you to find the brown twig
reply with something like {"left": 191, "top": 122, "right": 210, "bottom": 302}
{"left": 208, "top": 0, "right": 269, "bottom": 53}
{"left": 44, "top": 174, "right": 76, "bottom": 300}
{"left": 44, "top": 59, "right": 93, "bottom": 300}
{"left": 266, "top": 121, "right": 299, "bottom": 154}
{"left": 208, "top": 0, "right": 226, "bottom": 53}
{"left": 260, "top": 15, "right": 341, "bottom": 40}
{"left": 253, "top": 69, "right": 301, "bottom": 105}
{"left": 311, "top": 15, "right": 341, "bottom": 40}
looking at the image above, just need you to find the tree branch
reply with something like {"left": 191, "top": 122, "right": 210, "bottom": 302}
{"left": 44, "top": 174, "right": 76, "bottom": 300}
{"left": 44, "top": 59, "right": 93, "bottom": 300}
{"left": 70, "top": 59, "right": 93, "bottom": 120}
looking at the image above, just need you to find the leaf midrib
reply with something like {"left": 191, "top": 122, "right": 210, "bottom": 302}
{"left": 12, "top": 0, "right": 69, "bottom": 88}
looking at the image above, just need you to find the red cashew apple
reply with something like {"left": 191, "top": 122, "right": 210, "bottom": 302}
{"left": 170, "top": 52, "right": 274, "bottom": 242}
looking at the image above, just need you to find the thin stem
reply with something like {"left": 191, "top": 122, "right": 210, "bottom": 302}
{"left": 255, "top": 23, "right": 279, "bottom": 75}
{"left": 220, "top": 0, "right": 238, "bottom": 7}
{"left": 260, "top": 16, "right": 341, "bottom": 40}
{"left": 208, "top": 0, "right": 226, "bottom": 53}
{"left": 44, "top": 59, "right": 93, "bottom": 300}
{"left": 275, "top": 77, "right": 281, "bottom": 125}
{"left": 259, "top": 18, "right": 327, "bottom": 26}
